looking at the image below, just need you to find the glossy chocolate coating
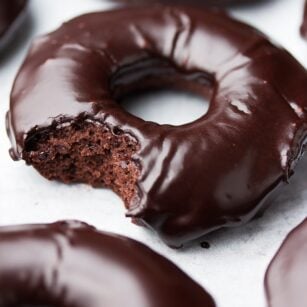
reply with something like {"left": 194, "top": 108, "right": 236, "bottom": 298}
{"left": 0, "top": 220, "right": 215, "bottom": 306}
{"left": 0, "top": 0, "right": 28, "bottom": 50}
{"left": 7, "top": 6, "right": 307, "bottom": 247}
{"left": 265, "top": 218, "right": 307, "bottom": 307}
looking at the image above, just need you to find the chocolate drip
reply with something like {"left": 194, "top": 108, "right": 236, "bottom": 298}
{"left": 301, "top": 0, "right": 307, "bottom": 39}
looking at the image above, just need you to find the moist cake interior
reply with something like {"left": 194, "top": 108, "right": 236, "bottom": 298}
{"left": 24, "top": 119, "right": 140, "bottom": 206}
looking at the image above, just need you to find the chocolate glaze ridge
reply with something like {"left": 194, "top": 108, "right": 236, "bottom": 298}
{"left": 265, "top": 218, "right": 307, "bottom": 307}
{"left": 7, "top": 5, "right": 307, "bottom": 247}
{"left": 0, "top": 0, "right": 28, "bottom": 51}
{"left": 0, "top": 220, "right": 215, "bottom": 306}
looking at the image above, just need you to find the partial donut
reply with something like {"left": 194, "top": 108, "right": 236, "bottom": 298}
{"left": 0, "top": 0, "right": 28, "bottom": 51}
{"left": 0, "top": 220, "right": 215, "bottom": 306}
{"left": 265, "top": 218, "right": 307, "bottom": 307}
{"left": 6, "top": 5, "right": 307, "bottom": 247}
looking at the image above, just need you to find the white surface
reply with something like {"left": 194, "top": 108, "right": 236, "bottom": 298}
{"left": 122, "top": 90, "right": 210, "bottom": 125}
{"left": 0, "top": 0, "right": 307, "bottom": 306}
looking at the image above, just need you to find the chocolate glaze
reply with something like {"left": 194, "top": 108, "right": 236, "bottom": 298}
{"left": 265, "top": 218, "right": 307, "bottom": 307}
{"left": 7, "top": 5, "right": 307, "bottom": 247}
{"left": 0, "top": 220, "right": 215, "bottom": 306}
{"left": 0, "top": 0, "right": 28, "bottom": 51}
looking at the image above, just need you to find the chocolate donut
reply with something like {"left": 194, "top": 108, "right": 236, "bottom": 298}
{"left": 265, "top": 218, "right": 307, "bottom": 307}
{"left": 7, "top": 6, "right": 307, "bottom": 247}
{"left": 0, "top": 220, "right": 215, "bottom": 306}
{"left": 0, "top": 0, "right": 28, "bottom": 51}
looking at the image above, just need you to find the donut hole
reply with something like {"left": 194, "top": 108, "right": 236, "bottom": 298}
{"left": 120, "top": 89, "right": 209, "bottom": 125}
{"left": 111, "top": 58, "right": 214, "bottom": 126}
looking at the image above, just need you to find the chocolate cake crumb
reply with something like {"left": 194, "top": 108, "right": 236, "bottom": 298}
{"left": 23, "top": 120, "right": 140, "bottom": 206}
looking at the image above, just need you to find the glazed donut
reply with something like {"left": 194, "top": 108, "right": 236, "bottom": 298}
{"left": 0, "top": 220, "right": 215, "bottom": 306}
{"left": 7, "top": 5, "right": 307, "bottom": 247}
{"left": 265, "top": 218, "right": 307, "bottom": 307}
{"left": 0, "top": 0, "right": 28, "bottom": 51}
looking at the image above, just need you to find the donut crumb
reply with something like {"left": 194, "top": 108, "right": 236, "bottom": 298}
{"left": 23, "top": 121, "right": 140, "bottom": 206}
